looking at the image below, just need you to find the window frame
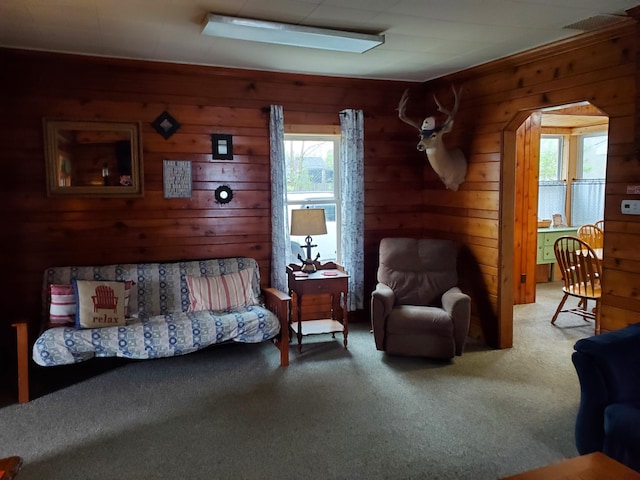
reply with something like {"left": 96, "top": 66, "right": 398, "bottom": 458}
{"left": 284, "top": 133, "right": 342, "bottom": 264}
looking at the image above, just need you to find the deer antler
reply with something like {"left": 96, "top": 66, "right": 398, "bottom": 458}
{"left": 433, "top": 85, "right": 461, "bottom": 133}
{"left": 397, "top": 89, "right": 422, "bottom": 130}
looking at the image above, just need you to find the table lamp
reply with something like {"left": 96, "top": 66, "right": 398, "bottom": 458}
{"left": 290, "top": 208, "right": 327, "bottom": 273}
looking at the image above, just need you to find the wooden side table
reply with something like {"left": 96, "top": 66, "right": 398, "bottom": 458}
{"left": 501, "top": 452, "right": 640, "bottom": 479}
{"left": 287, "top": 262, "right": 349, "bottom": 352}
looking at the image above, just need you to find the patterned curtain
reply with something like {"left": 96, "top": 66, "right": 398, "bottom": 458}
{"left": 269, "top": 105, "right": 289, "bottom": 293}
{"left": 339, "top": 109, "right": 365, "bottom": 311}
{"left": 571, "top": 178, "right": 605, "bottom": 226}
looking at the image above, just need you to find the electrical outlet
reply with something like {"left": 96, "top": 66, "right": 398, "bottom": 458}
{"left": 621, "top": 199, "right": 640, "bottom": 215}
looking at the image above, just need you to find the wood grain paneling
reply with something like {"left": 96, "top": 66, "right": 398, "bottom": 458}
{"left": 420, "top": 20, "right": 639, "bottom": 345}
{"left": 1, "top": 17, "right": 640, "bottom": 378}
{"left": 513, "top": 113, "right": 541, "bottom": 305}
{"left": 0, "top": 48, "right": 420, "bottom": 366}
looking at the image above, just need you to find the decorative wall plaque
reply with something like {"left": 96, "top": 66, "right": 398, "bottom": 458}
{"left": 214, "top": 185, "right": 233, "bottom": 204}
{"left": 163, "top": 160, "right": 192, "bottom": 198}
{"left": 152, "top": 111, "right": 181, "bottom": 139}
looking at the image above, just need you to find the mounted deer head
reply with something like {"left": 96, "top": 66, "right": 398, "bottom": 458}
{"left": 398, "top": 86, "right": 467, "bottom": 191}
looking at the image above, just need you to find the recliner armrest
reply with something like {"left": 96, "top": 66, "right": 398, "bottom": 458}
{"left": 371, "top": 283, "right": 395, "bottom": 351}
{"left": 372, "top": 283, "right": 395, "bottom": 316}
{"left": 571, "top": 323, "right": 640, "bottom": 456}
{"left": 441, "top": 287, "right": 471, "bottom": 356}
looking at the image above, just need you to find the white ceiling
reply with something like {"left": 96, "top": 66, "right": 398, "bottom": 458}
{"left": 0, "top": 0, "right": 637, "bottom": 82}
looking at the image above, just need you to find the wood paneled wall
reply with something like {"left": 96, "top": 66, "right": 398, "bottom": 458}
{"left": 1, "top": 17, "right": 640, "bottom": 378}
{"left": 419, "top": 19, "right": 639, "bottom": 345}
{"left": 0, "top": 48, "right": 423, "bottom": 366}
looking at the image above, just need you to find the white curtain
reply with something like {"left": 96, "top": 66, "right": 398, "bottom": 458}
{"left": 538, "top": 180, "right": 566, "bottom": 222}
{"left": 339, "top": 109, "right": 365, "bottom": 311}
{"left": 269, "top": 105, "right": 288, "bottom": 293}
{"left": 571, "top": 178, "right": 605, "bottom": 226}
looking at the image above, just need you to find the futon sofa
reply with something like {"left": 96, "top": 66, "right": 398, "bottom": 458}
{"left": 32, "top": 257, "right": 290, "bottom": 367}
{"left": 572, "top": 323, "right": 640, "bottom": 471}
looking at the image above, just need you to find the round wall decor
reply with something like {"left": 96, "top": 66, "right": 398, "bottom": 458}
{"left": 214, "top": 185, "right": 233, "bottom": 204}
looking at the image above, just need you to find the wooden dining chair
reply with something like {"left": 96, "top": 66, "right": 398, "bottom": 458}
{"left": 577, "top": 223, "right": 604, "bottom": 249}
{"left": 595, "top": 219, "right": 604, "bottom": 232}
{"left": 552, "top": 236, "right": 602, "bottom": 334}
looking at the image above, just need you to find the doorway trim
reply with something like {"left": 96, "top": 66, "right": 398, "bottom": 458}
{"left": 500, "top": 103, "right": 610, "bottom": 349}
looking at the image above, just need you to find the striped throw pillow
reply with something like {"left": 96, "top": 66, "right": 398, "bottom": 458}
{"left": 48, "top": 284, "right": 76, "bottom": 327}
{"left": 186, "top": 268, "right": 256, "bottom": 312}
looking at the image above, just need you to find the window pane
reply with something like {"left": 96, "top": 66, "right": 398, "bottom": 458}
{"left": 539, "top": 136, "right": 562, "bottom": 181}
{"left": 285, "top": 136, "right": 340, "bottom": 265}
{"left": 288, "top": 203, "right": 338, "bottom": 263}
{"left": 285, "top": 140, "right": 334, "bottom": 194}
{"left": 580, "top": 134, "right": 607, "bottom": 179}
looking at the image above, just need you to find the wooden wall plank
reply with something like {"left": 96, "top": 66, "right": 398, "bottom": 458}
{"left": 422, "top": 21, "right": 639, "bottom": 344}
{"left": 1, "top": 18, "right": 639, "bottom": 363}
{"left": 0, "top": 47, "right": 423, "bottom": 358}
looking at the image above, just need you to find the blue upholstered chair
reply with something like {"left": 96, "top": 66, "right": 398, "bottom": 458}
{"left": 572, "top": 323, "right": 640, "bottom": 471}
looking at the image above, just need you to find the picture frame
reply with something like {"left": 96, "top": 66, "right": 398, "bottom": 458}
{"left": 43, "top": 118, "right": 144, "bottom": 197}
{"left": 152, "top": 111, "right": 181, "bottom": 139}
{"left": 211, "top": 134, "right": 233, "bottom": 160}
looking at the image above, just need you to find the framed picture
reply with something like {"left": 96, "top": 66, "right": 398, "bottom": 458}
{"left": 152, "top": 111, "right": 181, "bottom": 139}
{"left": 43, "top": 119, "right": 144, "bottom": 197}
{"left": 211, "top": 134, "right": 233, "bottom": 160}
{"left": 163, "top": 160, "right": 192, "bottom": 199}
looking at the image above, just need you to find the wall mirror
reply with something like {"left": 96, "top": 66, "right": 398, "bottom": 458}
{"left": 44, "top": 119, "right": 143, "bottom": 197}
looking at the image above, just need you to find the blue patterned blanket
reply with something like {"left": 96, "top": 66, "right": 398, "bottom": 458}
{"left": 32, "top": 258, "right": 282, "bottom": 367}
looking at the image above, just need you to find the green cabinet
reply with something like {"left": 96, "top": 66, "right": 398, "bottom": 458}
{"left": 536, "top": 227, "right": 578, "bottom": 265}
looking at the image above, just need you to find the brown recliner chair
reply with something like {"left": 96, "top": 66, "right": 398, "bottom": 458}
{"left": 371, "top": 238, "right": 471, "bottom": 359}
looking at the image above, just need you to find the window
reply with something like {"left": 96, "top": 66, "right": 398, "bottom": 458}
{"left": 538, "top": 130, "right": 608, "bottom": 227}
{"left": 285, "top": 135, "right": 340, "bottom": 264}
{"left": 539, "top": 135, "right": 563, "bottom": 181}
{"left": 578, "top": 133, "right": 607, "bottom": 179}
{"left": 571, "top": 133, "right": 607, "bottom": 225}
{"left": 538, "top": 135, "right": 566, "bottom": 222}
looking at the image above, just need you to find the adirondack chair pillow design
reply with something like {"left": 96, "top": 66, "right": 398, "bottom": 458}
{"left": 72, "top": 279, "right": 126, "bottom": 328}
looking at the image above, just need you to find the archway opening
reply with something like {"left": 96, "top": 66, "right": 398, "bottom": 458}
{"left": 500, "top": 101, "right": 609, "bottom": 348}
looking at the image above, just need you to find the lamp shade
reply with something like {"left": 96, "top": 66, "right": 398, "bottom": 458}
{"left": 290, "top": 208, "right": 327, "bottom": 236}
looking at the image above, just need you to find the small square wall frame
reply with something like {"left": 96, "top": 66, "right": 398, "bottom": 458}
{"left": 211, "top": 134, "right": 233, "bottom": 160}
{"left": 152, "top": 111, "right": 181, "bottom": 139}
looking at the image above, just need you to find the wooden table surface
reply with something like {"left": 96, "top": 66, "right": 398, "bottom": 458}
{"left": 501, "top": 452, "right": 640, "bottom": 480}
{"left": 0, "top": 456, "right": 23, "bottom": 480}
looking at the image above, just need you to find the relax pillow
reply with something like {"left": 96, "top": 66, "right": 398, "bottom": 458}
{"left": 48, "top": 280, "right": 135, "bottom": 328}
{"left": 72, "top": 279, "right": 127, "bottom": 329}
{"left": 186, "top": 268, "right": 257, "bottom": 312}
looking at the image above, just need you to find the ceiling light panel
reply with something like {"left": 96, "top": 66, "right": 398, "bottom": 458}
{"left": 201, "top": 13, "right": 384, "bottom": 53}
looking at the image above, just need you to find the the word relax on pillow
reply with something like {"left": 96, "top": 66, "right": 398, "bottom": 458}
{"left": 186, "top": 268, "right": 257, "bottom": 312}
{"left": 48, "top": 280, "right": 134, "bottom": 328}
{"left": 72, "top": 279, "right": 127, "bottom": 329}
